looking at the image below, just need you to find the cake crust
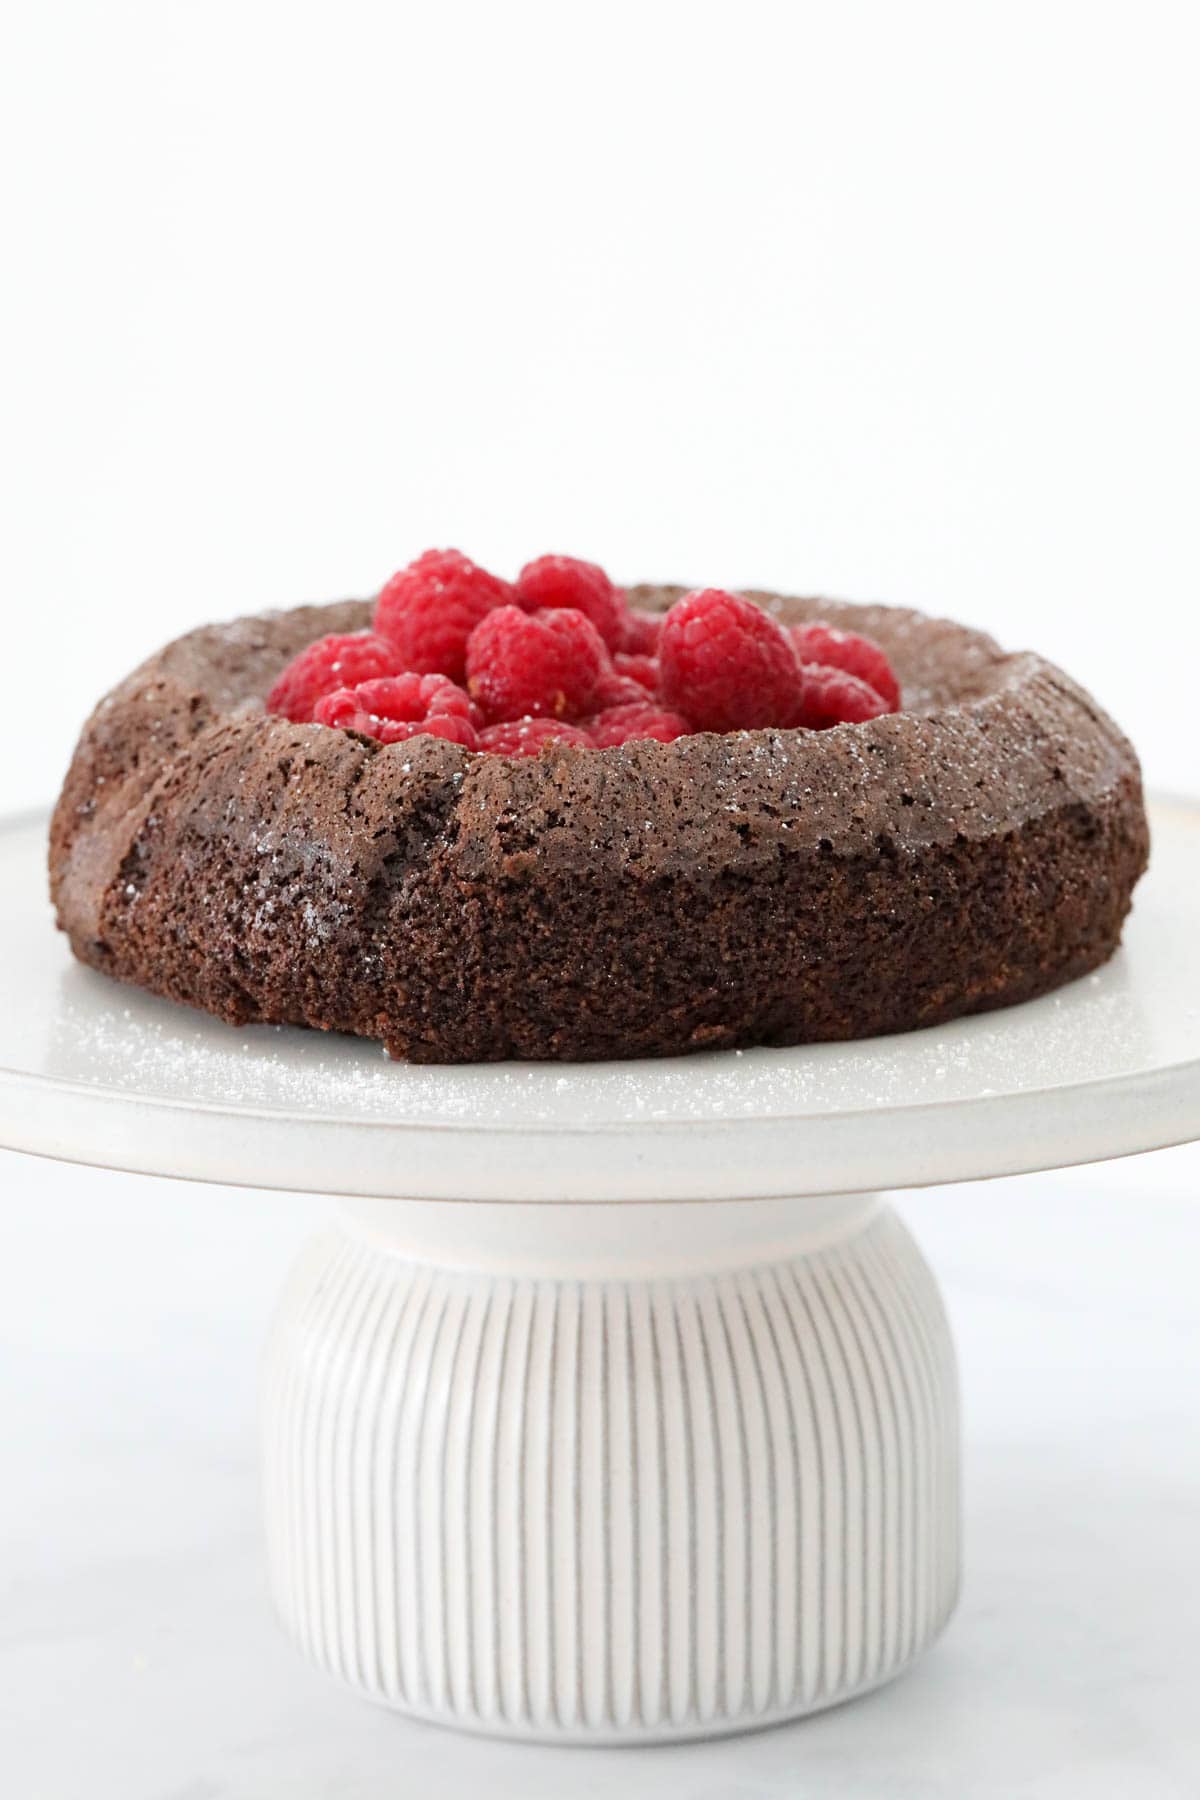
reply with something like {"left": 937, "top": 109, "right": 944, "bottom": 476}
{"left": 49, "top": 589, "right": 1150, "bottom": 1063}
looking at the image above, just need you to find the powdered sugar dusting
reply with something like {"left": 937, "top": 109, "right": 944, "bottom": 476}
{"left": 36, "top": 925, "right": 1165, "bottom": 1131}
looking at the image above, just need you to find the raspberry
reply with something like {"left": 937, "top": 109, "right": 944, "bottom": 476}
{"left": 588, "top": 702, "right": 691, "bottom": 747}
{"left": 612, "top": 651, "right": 659, "bottom": 693}
{"left": 466, "top": 604, "right": 609, "bottom": 723}
{"left": 621, "top": 609, "right": 664, "bottom": 654}
{"left": 375, "top": 549, "right": 513, "bottom": 681}
{"left": 658, "top": 589, "right": 799, "bottom": 732}
{"left": 477, "top": 717, "right": 594, "bottom": 757}
{"left": 790, "top": 621, "right": 901, "bottom": 712}
{"left": 516, "top": 555, "right": 627, "bottom": 650}
{"left": 266, "top": 632, "right": 402, "bottom": 723}
{"left": 792, "top": 662, "right": 890, "bottom": 729}
{"left": 313, "top": 673, "right": 479, "bottom": 747}
{"left": 592, "top": 669, "right": 651, "bottom": 710}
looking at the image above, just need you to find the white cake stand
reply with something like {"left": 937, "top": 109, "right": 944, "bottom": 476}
{"left": 3, "top": 799, "right": 1198, "bottom": 1744}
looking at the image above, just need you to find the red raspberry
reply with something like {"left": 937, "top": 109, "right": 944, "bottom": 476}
{"left": 266, "top": 632, "right": 401, "bottom": 723}
{"left": 313, "top": 673, "right": 479, "bottom": 747}
{"left": 621, "top": 609, "right": 664, "bottom": 654}
{"left": 515, "top": 555, "right": 627, "bottom": 651}
{"left": 477, "top": 717, "right": 594, "bottom": 757}
{"left": 612, "top": 651, "right": 659, "bottom": 693}
{"left": 792, "top": 663, "right": 890, "bottom": 729}
{"left": 375, "top": 549, "right": 513, "bottom": 681}
{"left": 466, "top": 605, "right": 609, "bottom": 723}
{"left": 658, "top": 589, "right": 799, "bottom": 732}
{"left": 592, "top": 669, "right": 650, "bottom": 710}
{"left": 588, "top": 702, "right": 691, "bottom": 747}
{"left": 790, "top": 621, "right": 901, "bottom": 712}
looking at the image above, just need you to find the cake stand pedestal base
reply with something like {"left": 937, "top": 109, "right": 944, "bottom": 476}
{"left": 262, "top": 1192, "right": 961, "bottom": 1743}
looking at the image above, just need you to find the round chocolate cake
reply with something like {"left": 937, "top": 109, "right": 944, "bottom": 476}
{"left": 49, "top": 587, "right": 1149, "bottom": 1063}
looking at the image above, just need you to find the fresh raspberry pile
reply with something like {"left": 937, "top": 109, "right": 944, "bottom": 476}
{"left": 267, "top": 550, "right": 902, "bottom": 757}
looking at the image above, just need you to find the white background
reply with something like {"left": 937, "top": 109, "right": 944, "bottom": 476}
{"left": 3, "top": 3, "right": 1199, "bottom": 1795}
{"left": 2, "top": 1, "right": 1198, "bottom": 812}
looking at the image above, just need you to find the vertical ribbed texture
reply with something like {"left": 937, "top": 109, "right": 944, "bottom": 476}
{"left": 262, "top": 1205, "right": 960, "bottom": 1743}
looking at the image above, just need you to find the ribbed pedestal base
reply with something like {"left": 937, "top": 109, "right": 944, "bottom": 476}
{"left": 262, "top": 1194, "right": 960, "bottom": 1743}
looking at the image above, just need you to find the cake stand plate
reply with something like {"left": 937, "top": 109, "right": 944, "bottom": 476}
{"left": 3, "top": 798, "right": 1198, "bottom": 1744}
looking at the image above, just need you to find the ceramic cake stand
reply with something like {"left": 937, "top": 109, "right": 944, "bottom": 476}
{"left": 2, "top": 799, "right": 1198, "bottom": 1744}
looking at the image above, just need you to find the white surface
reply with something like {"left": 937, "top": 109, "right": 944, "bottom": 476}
{"left": 3, "top": 1143, "right": 1199, "bottom": 1795}
{"left": 262, "top": 1194, "right": 959, "bottom": 1740}
{"left": 3, "top": 5, "right": 1200, "bottom": 819}
{"left": 5, "top": 800, "right": 1198, "bottom": 1199}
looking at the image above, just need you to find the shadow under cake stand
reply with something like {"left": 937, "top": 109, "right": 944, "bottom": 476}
{"left": 2, "top": 798, "right": 1198, "bottom": 1745}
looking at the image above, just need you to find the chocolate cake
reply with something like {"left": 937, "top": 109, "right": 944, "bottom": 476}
{"left": 49, "top": 588, "right": 1149, "bottom": 1063}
